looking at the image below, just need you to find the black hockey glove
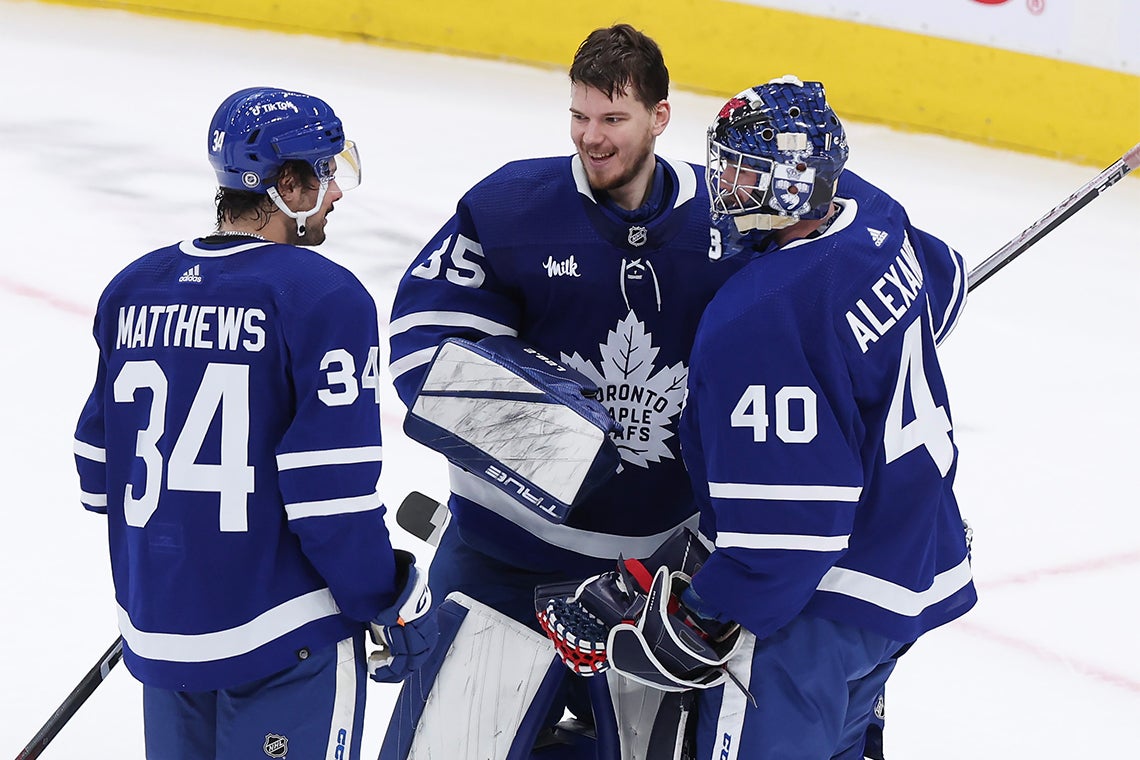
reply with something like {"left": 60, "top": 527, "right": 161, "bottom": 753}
{"left": 606, "top": 564, "right": 743, "bottom": 692}
{"left": 368, "top": 550, "right": 439, "bottom": 683}
{"left": 536, "top": 527, "right": 744, "bottom": 691}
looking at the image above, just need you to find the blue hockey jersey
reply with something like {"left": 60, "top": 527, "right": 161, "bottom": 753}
{"left": 681, "top": 171, "right": 976, "bottom": 645}
{"left": 389, "top": 155, "right": 745, "bottom": 576}
{"left": 74, "top": 237, "right": 399, "bottom": 691}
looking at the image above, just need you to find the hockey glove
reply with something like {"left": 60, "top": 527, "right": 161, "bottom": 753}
{"left": 535, "top": 527, "right": 714, "bottom": 676}
{"left": 368, "top": 550, "right": 439, "bottom": 683}
{"left": 606, "top": 565, "right": 744, "bottom": 692}
{"left": 536, "top": 557, "right": 652, "bottom": 676}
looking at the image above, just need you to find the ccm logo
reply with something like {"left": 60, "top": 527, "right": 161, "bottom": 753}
{"left": 720, "top": 732, "right": 733, "bottom": 759}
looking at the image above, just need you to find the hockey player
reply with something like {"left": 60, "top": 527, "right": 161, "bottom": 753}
{"left": 655, "top": 77, "right": 977, "bottom": 759}
{"left": 383, "top": 24, "right": 747, "bottom": 758}
{"left": 73, "top": 87, "right": 437, "bottom": 760}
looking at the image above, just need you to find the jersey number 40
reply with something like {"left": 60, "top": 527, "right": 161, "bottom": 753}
{"left": 730, "top": 320, "right": 953, "bottom": 475}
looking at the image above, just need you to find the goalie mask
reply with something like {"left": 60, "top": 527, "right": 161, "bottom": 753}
{"left": 706, "top": 75, "right": 848, "bottom": 259}
{"left": 207, "top": 87, "right": 361, "bottom": 235}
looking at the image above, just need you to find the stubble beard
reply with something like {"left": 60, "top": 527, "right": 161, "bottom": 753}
{"left": 581, "top": 140, "right": 654, "bottom": 197}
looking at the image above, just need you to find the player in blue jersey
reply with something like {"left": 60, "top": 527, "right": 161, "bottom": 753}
{"left": 382, "top": 24, "right": 747, "bottom": 758}
{"left": 659, "top": 77, "right": 977, "bottom": 759}
{"left": 73, "top": 88, "right": 436, "bottom": 760}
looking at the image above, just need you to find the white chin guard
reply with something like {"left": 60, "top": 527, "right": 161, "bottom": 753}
{"left": 734, "top": 212, "right": 799, "bottom": 232}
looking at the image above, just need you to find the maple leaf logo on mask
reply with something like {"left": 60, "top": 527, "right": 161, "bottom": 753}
{"left": 562, "top": 311, "right": 687, "bottom": 468}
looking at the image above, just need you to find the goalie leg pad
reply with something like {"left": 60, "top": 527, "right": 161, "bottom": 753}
{"left": 378, "top": 593, "right": 565, "bottom": 760}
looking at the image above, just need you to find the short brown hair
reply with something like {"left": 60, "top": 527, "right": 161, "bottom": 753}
{"left": 569, "top": 24, "right": 669, "bottom": 108}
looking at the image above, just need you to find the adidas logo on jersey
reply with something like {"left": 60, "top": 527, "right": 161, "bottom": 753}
{"left": 178, "top": 264, "right": 203, "bottom": 283}
{"left": 867, "top": 228, "right": 889, "bottom": 248}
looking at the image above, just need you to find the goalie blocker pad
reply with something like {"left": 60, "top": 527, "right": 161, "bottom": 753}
{"left": 404, "top": 336, "right": 621, "bottom": 524}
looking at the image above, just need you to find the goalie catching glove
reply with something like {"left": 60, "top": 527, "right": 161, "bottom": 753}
{"left": 368, "top": 550, "right": 439, "bottom": 683}
{"left": 536, "top": 528, "right": 744, "bottom": 691}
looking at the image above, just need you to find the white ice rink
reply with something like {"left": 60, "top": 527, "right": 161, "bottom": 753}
{"left": 2, "top": 2, "right": 1138, "bottom": 757}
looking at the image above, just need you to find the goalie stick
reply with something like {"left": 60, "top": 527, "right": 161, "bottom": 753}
{"left": 16, "top": 636, "right": 123, "bottom": 760}
{"left": 967, "top": 140, "right": 1140, "bottom": 291}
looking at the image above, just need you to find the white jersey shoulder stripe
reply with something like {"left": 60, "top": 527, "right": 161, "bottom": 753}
{"left": 117, "top": 588, "right": 340, "bottom": 663}
{"left": 277, "top": 446, "right": 383, "bottom": 471}
{"left": 74, "top": 439, "right": 106, "bottom": 463}
{"left": 709, "top": 482, "right": 863, "bottom": 502}
{"left": 451, "top": 465, "right": 699, "bottom": 560}
{"left": 816, "top": 556, "right": 973, "bottom": 617}
{"left": 389, "top": 311, "right": 517, "bottom": 339}
{"left": 285, "top": 493, "right": 381, "bottom": 520}
{"left": 716, "top": 531, "right": 850, "bottom": 552}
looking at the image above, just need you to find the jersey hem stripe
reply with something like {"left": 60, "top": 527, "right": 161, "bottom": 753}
{"left": 117, "top": 588, "right": 342, "bottom": 663}
{"left": 815, "top": 556, "right": 973, "bottom": 617}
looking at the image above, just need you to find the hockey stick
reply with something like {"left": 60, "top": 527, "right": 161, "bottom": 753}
{"left": 16, "top": 636, "right": 123, "bottom": 760}
{"left": 967, "top": 141, "right": 1140, "bottom": 291}
{"left": 396, "top": 491, "right": 450, "bottom": 548}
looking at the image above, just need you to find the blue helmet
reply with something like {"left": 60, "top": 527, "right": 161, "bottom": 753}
{"left": 207, "top": 87, "right": 360, "bottom": 194}
{"left": 706, "top": 76, "right": 848, "bottom": 259}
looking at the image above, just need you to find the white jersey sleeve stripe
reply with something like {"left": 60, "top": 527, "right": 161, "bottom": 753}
{"left": 716, "top": 532, "right": 850, "bottom": 552}
{"left": 81, "top": 490, "right": 108, "bottom": 508}
{"left": 285, "top": 493, "right": 381, "bottom": 520}
{"left": 389, "top": 347, "right": 442, "bottom": 382}
{"left": 276, "top": 446, "right": 383, "bottom": 471}
{"left": 816, "top": 556, "right": 973, "bottom": 617}
{"left": 117, "top": 588, "right": 341, "bottom": 663}
{"left": 74, "top": 439, "right": 106, "bottom": 463}
{"left": 932, "top": 243, "right": 966, "bottom": 345}
{"left": 709, "top": 482, "right": 863, "bottom": 502}
{"left": 388, "top": 310, "right": 518, "bottom": 339}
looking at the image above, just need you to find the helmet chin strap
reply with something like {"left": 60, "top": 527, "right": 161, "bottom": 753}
{"left": 267, "top": 180, "right": 329, "bottom": 237}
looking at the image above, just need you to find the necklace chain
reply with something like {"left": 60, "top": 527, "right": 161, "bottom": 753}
{"left": 208, "top": 230, "right": 268, "bottom": 241}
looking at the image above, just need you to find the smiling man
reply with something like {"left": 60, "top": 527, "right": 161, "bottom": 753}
{"left": 382, "top": 23, "right": 748, "bottom": 760}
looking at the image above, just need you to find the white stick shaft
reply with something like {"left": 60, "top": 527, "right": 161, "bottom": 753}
{"left": 967, "top": 142, "right": 1140, "bottom": 291}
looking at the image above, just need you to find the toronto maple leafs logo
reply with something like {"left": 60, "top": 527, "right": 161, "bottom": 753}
{"left": 562, "top": 311, "right": 686, "bottom": 468}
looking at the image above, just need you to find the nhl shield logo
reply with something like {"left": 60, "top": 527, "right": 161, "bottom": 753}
{"left": 627, "top": 226, "right": 648, "bottom": 247}
{"left": 264, "top": 733, "right": 288, "bottom": 758}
